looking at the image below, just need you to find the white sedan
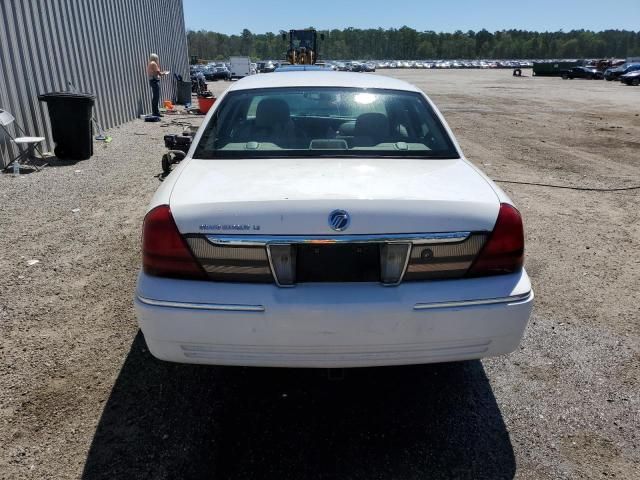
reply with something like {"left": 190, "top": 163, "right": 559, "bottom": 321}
{"left": 135, "top": 72, "right": 533, "bottom": 368}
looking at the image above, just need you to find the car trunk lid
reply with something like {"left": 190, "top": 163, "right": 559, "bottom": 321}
{"left": 169, "top": 157, "right": 500, "bottom": 235}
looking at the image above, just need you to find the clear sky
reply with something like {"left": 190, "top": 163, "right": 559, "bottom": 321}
{"left": 183, "top": 0, "right": 640, "bottom": 34}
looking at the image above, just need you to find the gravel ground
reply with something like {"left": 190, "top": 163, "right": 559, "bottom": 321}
{"left": 0, "top": 70, "right": 638, "bottom": 479}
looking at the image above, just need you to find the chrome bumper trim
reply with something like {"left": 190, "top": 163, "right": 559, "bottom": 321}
{"left": 413, "top": 291, "right": 533, "bottom": 310}
{"left": 136, "top": 296, "right": 265, "bottom": 312}
{"left": 205, "top": 231, "right": 471, "bottom": 246}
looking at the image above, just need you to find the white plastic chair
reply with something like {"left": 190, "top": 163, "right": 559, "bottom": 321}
{"left": 0, "top": 108, "right": 45, "bottom": 171}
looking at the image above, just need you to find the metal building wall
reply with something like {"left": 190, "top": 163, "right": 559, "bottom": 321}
{"left": 0, "top": 0, "right": 189, "bottom": 167}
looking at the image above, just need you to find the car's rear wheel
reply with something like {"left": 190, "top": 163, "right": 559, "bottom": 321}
{"left": 632, "top": 78, "right": 640, "bottom": 86}
{"left": 562, "top": 73, "right": 568, "bottom": 80}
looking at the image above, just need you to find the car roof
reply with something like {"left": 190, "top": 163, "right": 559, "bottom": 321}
{"left": 226, "top": 71, "right": 422, "bottom": 93}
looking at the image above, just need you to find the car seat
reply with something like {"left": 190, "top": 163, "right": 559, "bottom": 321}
{"left": 252, "top": 98, "right": 298, "bottom": 147}
{"left": 353, "top": 113, "right": 390, "bottom": 147}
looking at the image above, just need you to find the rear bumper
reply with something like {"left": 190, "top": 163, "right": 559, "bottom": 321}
{"left": 135, "top": 270, "right": 533, "bottom": 368}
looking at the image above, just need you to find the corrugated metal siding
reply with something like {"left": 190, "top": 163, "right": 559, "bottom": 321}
{"left": 0, "top": 0, "right": 189, "bottom": 167}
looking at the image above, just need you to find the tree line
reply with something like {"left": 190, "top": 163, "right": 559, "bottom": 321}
{"left": 187, "top": 27, "right": 640, "bottom": 61}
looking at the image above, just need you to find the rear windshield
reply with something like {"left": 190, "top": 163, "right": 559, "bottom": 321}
{"left": 193, "top": 87, "right": 459, "bottom": 159}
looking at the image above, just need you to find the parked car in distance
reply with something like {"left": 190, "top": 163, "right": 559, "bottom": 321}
{"left": 561, "top": 66, "right": 603, "bottom": 80}
{"left": 257, "top": 61, "right": 277, "bottom": 73}
{"left": 604, "top": 63, "right": 640, "bottom": 81}
{"left": 319, "top": 62, "right": 338, "bottom": 71}
{"left": 620, "top": 70, "right": 640, "bottom": 86}
{"left": 135, "top": 72, "right": 534, "bottom": 368}
{"left": 202, "top": 66, "right": 214, "bottom": 80}
{"left": 204, "top": 66, "right": 231, "bottom": 81}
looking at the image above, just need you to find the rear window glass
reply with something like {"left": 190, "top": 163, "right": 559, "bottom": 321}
{"left": 194, "top": 87, "right": 459, "bottom": 159}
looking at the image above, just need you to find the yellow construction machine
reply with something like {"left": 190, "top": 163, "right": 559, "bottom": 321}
{"left": 282, "top": 29, "right": 324, "bottom": 65}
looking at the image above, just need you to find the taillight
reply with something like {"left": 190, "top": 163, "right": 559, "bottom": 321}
{"left": 142, "top": 205, "right": 206, "bottom": 279}
{"left": 466, "top": 203, "right": 524, "bottom": 277}
{"left": 186, "top": 238, "right": 273, "bottom": 283}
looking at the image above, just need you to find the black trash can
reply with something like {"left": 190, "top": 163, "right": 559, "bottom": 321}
{"left": 38, "top": 91, "right": 95, "bottom": 160}
{"left": 176, "top": 80, "right": 192, "bottom": 105}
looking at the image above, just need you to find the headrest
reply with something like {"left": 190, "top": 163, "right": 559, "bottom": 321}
{"left": 354, "top": 113, "right": 389, "bottom": 138}
{"left": 255, "top": 98, "right": 290, "bottom": 128}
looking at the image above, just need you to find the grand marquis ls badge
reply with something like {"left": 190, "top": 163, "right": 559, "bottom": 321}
{"left": 328, "top": 210, "right": 350, "bottom": 232}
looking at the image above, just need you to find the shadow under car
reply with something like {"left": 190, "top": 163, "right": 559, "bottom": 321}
{"left": 82, "top": 332, "right": 515, "bottom": 480}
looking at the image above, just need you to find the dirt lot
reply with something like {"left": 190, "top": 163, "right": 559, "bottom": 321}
{"left": 1, "top": 69, "right": 638, "bottom": 479}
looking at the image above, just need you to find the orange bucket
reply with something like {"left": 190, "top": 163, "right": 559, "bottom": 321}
{"left": 163, "top": 100, "right": 174, "bottom": 110}
{"left": 198, "top": 96, "right": 216, "bottom": 114}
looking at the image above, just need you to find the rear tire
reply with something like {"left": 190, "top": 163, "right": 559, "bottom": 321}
{"left": 562, "top": 73, "right": 568, "bottom": 80}
{"left": 632, "top": 78, "right": 640, "bottom": 86}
